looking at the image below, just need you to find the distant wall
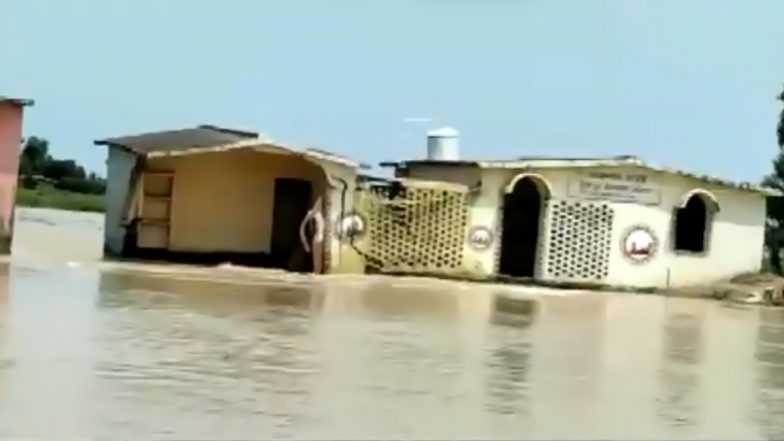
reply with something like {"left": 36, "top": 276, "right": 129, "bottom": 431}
{"left": 399, "top": 164, "right": 482, "bottom": 188}
{"left": 0, "top": 103, "right": 24, "bottom": 252}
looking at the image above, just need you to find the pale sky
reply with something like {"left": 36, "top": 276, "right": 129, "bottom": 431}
{"left": 2, "top": 0, "right": 783, "bottom": 181}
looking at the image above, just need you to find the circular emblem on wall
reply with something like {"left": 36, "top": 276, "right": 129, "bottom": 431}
{"left": 467, "top": 225, "right": 494, "bottom": 251}
{"left": 335, "top": 211, "right": 367, "bottom": 242}
{"left": 621, "top": 224, "right": 658, "bottom": 264}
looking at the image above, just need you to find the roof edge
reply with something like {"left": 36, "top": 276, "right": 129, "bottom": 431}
{"left": 0, "top": 97, "right": 34, "bottom": 107}
{"left": 197, "top": 124, "right": 258, "bottom": 139}
{"left": 93, "top": 124, "right": 259, "bottom": 148}
{"left": 380, "top": 160, "right": 480, "bottom": 168}
{"left": 380, "top": 156, "right": 777, "bottom": 197}
{"left": 138, "top": 139, "right": 364, "bottom": 171}
{"left": 93, "top": 139, "right": 120, "bottom": 147}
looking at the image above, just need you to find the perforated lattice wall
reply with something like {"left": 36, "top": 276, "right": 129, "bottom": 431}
{"left": 363, "top": 184, "right": 469, "bottom": 272}
{"left": 545, "top": 201, "right": 613, "bottom": 281}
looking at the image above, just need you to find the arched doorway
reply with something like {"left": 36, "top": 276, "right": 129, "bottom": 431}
{"left": 499, "top": 175, "right": 548, "bottom": 277}
{"left": 673, "top": 190, "right": 718, "bottom": 254}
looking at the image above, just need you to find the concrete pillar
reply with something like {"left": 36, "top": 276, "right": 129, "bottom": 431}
{"left": 0, "top": 98, "right": 33, "bottom": 254}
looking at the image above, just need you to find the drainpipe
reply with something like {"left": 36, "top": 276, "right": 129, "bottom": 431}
{"left": 323, "top": 173, "right": 348, "bottom": 221}
{"left": 323, "top": 173, "right": 349, "bottom": 262}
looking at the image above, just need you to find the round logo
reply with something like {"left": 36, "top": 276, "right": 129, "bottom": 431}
{"left": 467, "top": 226, "right": 494, "bottom": 251}
{"left": 622, "top": 225, "right": 658, "bottom": 263}
{"left": 335, "top": 211, "right": 367, "bottom": 242}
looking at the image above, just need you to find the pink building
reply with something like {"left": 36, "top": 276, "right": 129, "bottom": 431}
{"left": 0, "top": 96, "right": 33, "bottom": 253}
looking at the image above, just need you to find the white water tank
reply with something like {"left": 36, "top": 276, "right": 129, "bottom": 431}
{"left": 426, "top": 127, "right": 460, "bottom": 160}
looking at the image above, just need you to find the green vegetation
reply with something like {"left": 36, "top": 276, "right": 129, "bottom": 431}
{"left": 16, "top": 184, "right": 104, "bottom": 213}
{"left": 763, "top": 87, "right": 784, "bottom": 273}
{"left": 17, "top": 136, "right": 106, "bottom": 213}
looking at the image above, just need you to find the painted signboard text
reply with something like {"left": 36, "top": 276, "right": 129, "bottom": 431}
{"left": 568, "top": 171, "right": 661, "bottom": 205}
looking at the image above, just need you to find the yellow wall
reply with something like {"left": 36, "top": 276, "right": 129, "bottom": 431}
{"left": 145, "top": 148, "right": 325, "bottom": 253}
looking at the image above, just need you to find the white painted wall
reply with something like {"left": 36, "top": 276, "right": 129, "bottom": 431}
{"left": 461, "top": 169, "right": 508, "bottom": 275}
{"left": 406, "top": 164, "right": 767, "bottom": 288}
{"left": 599, "top": 170, "right": 765, "bottom": 288}
{"left": 103, "top": 146, "right": 138, "bottom": 255}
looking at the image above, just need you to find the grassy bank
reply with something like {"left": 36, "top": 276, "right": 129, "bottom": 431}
{"left": 16, "top": 185, "right": 104, "bottom": 213}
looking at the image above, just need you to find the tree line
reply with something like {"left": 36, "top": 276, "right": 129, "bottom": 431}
{"left": 763, "top": 88, "right": 784, "bottom": 273}
{"left": 19, "top": 136, "right": 106, "bottom": 195}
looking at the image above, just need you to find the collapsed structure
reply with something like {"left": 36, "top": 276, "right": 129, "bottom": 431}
{"left": 96, "top": 125, "right": 780, "bottom": 289}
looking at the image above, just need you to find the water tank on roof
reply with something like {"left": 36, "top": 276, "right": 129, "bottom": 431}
{"left": 426, "top": 127, "right": 460, "bottom": 161}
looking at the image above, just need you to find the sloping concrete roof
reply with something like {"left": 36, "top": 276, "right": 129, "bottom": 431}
{"left": 94, "top": 125, "right": 258, "bottom": 154}
{"left": 0, "top": 96, "right": 34, "bottom": 107}
{"left": 381, "top": 155, "right": 780, "bottom": 197}
{"left": 95, "top": 125, "right": 364, "bottom": 169}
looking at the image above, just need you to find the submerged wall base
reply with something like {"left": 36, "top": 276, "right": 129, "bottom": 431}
{"left": 370, "top": 268, "right": 784, "bottom": 306}
{"left": 106, "top": 244, "right": 328, "bottom": 273}
{"left": 107, "top": 247, "right": 276, "bottom": 268}
{"left": 0, "top": 232, "right": 10, "bottom": 254}
{"left": 368, "top": 268, "right": 665, "bottom": 295}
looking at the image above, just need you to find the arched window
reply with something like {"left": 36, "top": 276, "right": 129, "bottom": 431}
{"left": 673, "top": 191, "right": 718, "bottom": 253}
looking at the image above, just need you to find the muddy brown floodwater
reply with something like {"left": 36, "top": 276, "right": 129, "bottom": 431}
{"left": 1, "top": 208, "right": 784, "bottom": 439}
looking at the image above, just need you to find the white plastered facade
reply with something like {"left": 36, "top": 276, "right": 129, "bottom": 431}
{"left": 403, "top": 163, "right": 769, "bottom": 289}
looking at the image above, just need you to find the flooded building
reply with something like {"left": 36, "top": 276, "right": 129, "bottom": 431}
{"left": 0, "top": 96, "right": 34, "bottom": 253}
{"left": 96, "top": 125, "right": 363, "bottom": 274}
{"left": 376, "top": 128, "right": 779, "bottom": 289}
{"left": 95, "top": 123, "right": 780, "bottom": 290}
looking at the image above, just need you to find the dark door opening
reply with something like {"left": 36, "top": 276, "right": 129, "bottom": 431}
{"left": 499, "top": 178, "right": 543, "bottom": 278}
{"left": 271, "top": 178, "right": 313, "bottom": 272}
{"left": 674, "top": 195, "right": 708, "bottom": 253}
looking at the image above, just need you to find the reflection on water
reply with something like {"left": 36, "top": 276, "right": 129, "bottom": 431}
{"left": 491, "top": 294, "right": 538, "bottom": 328}
{"left": 93, "top": 271, "right": 326, "bottom": 439}
{"left": 485, "top": 294, "right": 536, "bottom": 417}
{"left": 0, "top": 263, "right": 8, "bottom": 371}
{"left": 656, "top": 306, "right": 704, "bottom": 427}
{"left": 0, "top": 208, "right": 783, "bottom": 439}
{"left": 97, "top": 271, "right": 323, "bottom": 316}
{"left": 755, "top": 308, "right": 784, "bottom": 440}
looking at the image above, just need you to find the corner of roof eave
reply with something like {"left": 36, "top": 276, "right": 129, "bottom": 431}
{"left": 303, "top": 152, "right": 363, "bottom": 171}
{"left": 0, "top": 97, "right": 34, "bottom": 107}
{"left": 248, "top": 141, "right": 363, "bottom": 171}
{"left": 298, "top": 148, "right": 365, "bottom": 171}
